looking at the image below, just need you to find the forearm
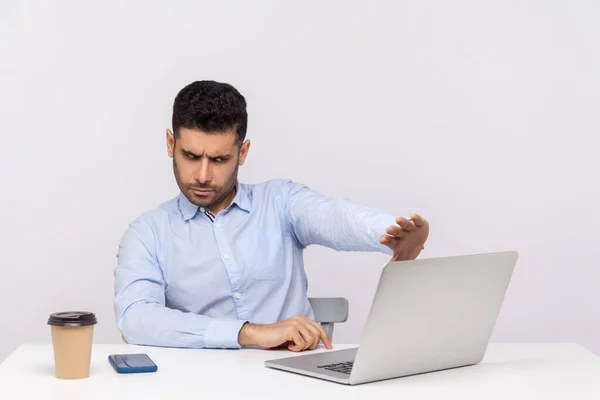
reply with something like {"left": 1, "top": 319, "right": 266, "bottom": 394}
{"left": 237, "top": 322, "right": 257, "bottom": 347}
{"left": 117, "top": 301, "right": 247, "bottom": 349}
{"left": 286, "top": 183, "right": 395, "bottom": 253}
{"left": 237, "top": 322, "right": 278, "bottom": 347}
{"left": 313, "top": 198, "right": 395, "bottom": 252}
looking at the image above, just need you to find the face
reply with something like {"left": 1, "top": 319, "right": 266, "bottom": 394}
{"left": 167, "top": 127, "right": 250, "bottom": 213}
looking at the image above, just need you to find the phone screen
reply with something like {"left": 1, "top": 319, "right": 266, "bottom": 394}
{"left": 112, "top": 354, "right": 156, "bottom": 368}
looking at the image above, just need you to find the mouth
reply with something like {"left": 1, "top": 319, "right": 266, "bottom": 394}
{"left": 190, "top": 188, "right": 214, "bottom": 197}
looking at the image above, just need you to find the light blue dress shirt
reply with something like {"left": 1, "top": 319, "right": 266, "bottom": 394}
{"left": 114, "top": 179, "right": 395, "bottom": 349}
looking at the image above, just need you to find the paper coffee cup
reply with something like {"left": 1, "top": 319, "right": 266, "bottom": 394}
{"left": 48, "top": 311, "right": 97, "bottom": 379}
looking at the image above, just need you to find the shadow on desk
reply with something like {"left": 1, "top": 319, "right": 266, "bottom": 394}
{"left": 320, "top": 358, "right": 556, "bottom": 388}
{"left": 33, "top": 364, "right": 55, "bottom": 377}
{"left": 266, "top": 358, "right": 555, "bottom": 388}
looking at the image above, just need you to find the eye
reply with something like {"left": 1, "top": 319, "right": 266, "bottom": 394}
{"left": 186, "top": 153, "right": 198, "bottom": 160}
{"left": 214, "top": 158, "right": 224, "bottom": 163}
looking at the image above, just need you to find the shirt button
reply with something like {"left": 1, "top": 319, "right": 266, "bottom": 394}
{"left": 223, "top": 254, "right": 230, "bottom": 260}
{"left": 200, "top": 207, "right": 205, "bottom": 212}
{"left": 221, "top": 345, "right": 226, "bottom": 350}
{"left": 215, "top": 223, "right": 221, "bottom": 228}
{"left": 234, "top": 293, "right": 241, "bottom": 300}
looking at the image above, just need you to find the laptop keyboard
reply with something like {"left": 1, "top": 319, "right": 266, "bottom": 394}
{"left": 317, "top": 361, "right": 354, "bottom": 374}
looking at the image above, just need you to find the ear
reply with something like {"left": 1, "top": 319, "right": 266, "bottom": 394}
{"left": 166, "top": 129, "right": 175, "bottom": 158}
{"left": 239, "top": 139, "right": 251, "bottom": 166}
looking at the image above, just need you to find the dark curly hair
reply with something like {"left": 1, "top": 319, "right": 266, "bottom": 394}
{"left": 172, "top": 80, "right": 248, "bottom": 145}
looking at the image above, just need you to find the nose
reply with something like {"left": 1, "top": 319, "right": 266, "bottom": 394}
{"left": 194, "top": 158, "right": 212, "bottom": 184}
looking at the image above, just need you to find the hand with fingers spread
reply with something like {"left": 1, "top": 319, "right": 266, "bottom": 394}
{"left": 237, "top": 315, "right": 333, "bottom": 352}
{"left": 380, "top": 213, "right": 429, "bottom": 261}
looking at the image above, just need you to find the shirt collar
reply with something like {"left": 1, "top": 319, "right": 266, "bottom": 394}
{"left": 231, "top": 182, "right": 251, "bottom": 213}
{"left": 178, "top": 192, "right": 200, "bottom": 221}
{"left": 178, "top": 181, "right": 251, "bottom": 221}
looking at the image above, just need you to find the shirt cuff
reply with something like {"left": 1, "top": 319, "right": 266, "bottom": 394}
{"left": 204, "top": 319, "right": 248, "bottom": 349}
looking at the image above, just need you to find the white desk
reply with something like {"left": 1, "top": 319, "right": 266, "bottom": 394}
{"left": 0, "top": 343, "right": 598, "bottom": 399}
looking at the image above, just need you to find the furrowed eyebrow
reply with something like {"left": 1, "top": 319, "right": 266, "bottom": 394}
{"left": 210, "top": 154, "right": 231, "bottom": 160}
{"left": 182, "top": 149, "right": 200, "bottom": 157}
{"left": 181, "top": 149, "right": 231, "bottom": 159}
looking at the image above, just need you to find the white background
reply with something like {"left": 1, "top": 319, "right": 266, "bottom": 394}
{"left": 1, "top": 0, "right": 598, "bottom": 363}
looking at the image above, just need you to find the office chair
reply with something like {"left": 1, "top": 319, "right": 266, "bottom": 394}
{"left": 308, "top": 297, "right": 349, "bottom": 341}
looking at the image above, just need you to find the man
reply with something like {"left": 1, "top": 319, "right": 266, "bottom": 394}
{"left": 114, "top": 80, "right": 429, "bottom": 352}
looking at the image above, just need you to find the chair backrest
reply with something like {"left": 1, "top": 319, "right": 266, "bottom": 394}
{"left": 308, "top": 297, "right": 349, "bottom": 340}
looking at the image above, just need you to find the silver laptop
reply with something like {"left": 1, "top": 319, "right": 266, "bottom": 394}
{"left": 264, "top": 251, "right": 518, "bottom": 385}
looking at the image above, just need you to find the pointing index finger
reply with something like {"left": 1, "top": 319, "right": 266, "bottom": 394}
{"left": 309, "top": 320, "right": 332, "bottom": 349}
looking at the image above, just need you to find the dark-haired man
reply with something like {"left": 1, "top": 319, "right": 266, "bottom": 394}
{"left": 114, "top": 81, "right": 429, "bottom": 352}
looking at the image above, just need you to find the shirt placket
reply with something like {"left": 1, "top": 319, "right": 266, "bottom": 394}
{"left": 200, "top": 207, "right": 250, "bottom": 321}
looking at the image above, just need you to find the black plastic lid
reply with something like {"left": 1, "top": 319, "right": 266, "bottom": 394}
{"left": 48, "top": 311, "right": 97, "bottom": 327}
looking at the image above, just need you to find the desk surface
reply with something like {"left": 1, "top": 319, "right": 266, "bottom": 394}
{"left": 0, "top": 343, "right": 598, "bottom": 399}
